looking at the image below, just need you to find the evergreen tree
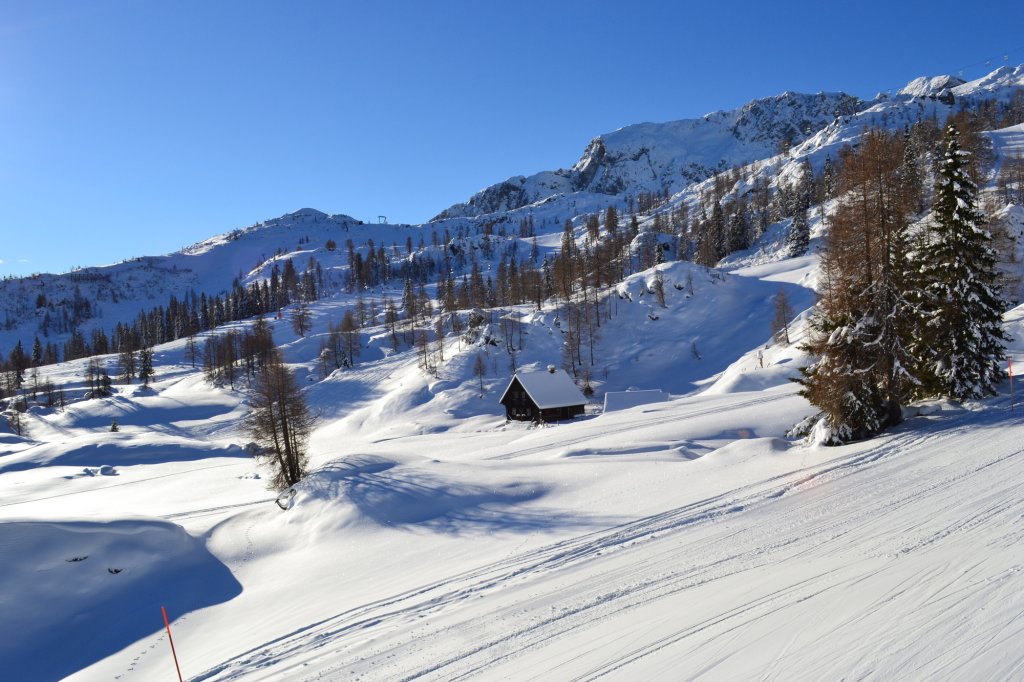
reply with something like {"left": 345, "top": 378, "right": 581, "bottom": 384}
{"left": 138, "top": 347, "right": 155, "bottom": 387}
{"left": 726, "top": 207, "right": 750, "bottom": 253}
{"left": 822, "top": 155, "right": 837, "bottom": 202}
{"left": 788, "top": 204, "right": 810, "bottom": 257}
{"left": 914, "top": 123, "right": 1008, "bottom": 400}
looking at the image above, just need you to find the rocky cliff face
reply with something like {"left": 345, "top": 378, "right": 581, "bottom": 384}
{"left": 433, "top": 90, "right": 862, "bottom": 221}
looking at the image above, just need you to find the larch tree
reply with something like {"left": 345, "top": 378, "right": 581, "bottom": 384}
{"left": 473, "top": 352, "right": 487, "bottom": 398}
{"left": 245, "top": 350, "right": 315, "bottom": 490}
{"left": 771, "top": 288, "right": 794, "bottom": 345}
{"left": 339, "top": 310, "right": 361, "bottom": 367}
{"left": 291, "top": 303, "right": 313, "bottom": 338}
{"left": 913, "top": 123, "right": 1007, "bottom": 401}
{"left": 798, "top": 129, "right": 920, "bottom": 442}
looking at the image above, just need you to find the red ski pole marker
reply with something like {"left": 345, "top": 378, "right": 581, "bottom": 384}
{"left": 162, "top": 606, "right": 184, "bottom": 682}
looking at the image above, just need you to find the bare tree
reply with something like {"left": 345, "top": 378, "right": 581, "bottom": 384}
{"left": 771, "top": 288, "right": 794, "bottom": 345}
{"left": 473, "top": 353, "right": 487, "bottom": 398}
{"left": 340, "top": 310, "right": 361, "bottom": 366}
{"left": 291, "top": 303, "right": 313, "bottom": 337}
{"left": 653, "top": 270, "right": 667, "bottom": 307}
{"left": 186, "top": 335, "right": 199, "bottom": 368}
{"left": 245, "top": 351, "right": 315, "bottom": 490}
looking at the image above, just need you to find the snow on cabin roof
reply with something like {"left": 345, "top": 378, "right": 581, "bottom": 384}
{"left": 603, "top": 389, "right": 670, "bottom": 413}
{"left": 500, "top": 369, "right": 587, "bottom": 409}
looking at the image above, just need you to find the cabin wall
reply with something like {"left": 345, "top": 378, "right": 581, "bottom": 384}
{"left": 500, "top": 377, "right": 585, "bottom": 422}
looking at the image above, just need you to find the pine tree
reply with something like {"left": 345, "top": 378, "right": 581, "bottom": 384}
{"left": 822, "top": 155, "right": 837, "bottom": 201}
{"left": 138, "top": 347, "right": 155, "bottom": 387}
{"left": 787, "top": 204, "right": 809, "bottom": 257}
{"left": 914, "top": 123, "right": 1008, "bottom": 400}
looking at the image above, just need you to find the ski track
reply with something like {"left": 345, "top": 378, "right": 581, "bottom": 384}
{"left": 187, "top": 403, "right": 1024, "bottom": 681}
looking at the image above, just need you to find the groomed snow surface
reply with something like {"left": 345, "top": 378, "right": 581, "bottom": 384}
{"left": 3, "top": 251, "right": 1024, "bottom": 682}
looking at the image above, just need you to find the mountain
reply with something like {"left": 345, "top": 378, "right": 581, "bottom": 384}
{"left": 434, "top": 66, "right": 1024, "bottom": 225}
{"left": 432, "top": 91, "right": 863, "bottom": 221}
{"left": 2, "top": 65, "right": 1022, "bottom": 358}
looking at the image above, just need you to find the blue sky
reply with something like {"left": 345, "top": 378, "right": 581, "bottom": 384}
{"left": 2, "top": 0, "right": 1023, "bottom": 276}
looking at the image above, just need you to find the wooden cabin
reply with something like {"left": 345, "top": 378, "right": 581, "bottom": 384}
{"left": 499, "top": 366, "right": 587, "bottom": 422}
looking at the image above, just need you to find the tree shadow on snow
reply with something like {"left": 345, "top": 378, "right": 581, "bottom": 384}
{"left": 302, "top": 456, "right": 607, "bottom": 534}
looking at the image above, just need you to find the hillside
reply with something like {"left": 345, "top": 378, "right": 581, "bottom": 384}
{"left": 2, "top": 64, "right": 1024, "bottom": 681}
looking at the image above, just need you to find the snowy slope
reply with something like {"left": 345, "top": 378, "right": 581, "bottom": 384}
{"left": 4, "top": 64, "right": 1024, "bottom": 682}
{"left": 4, "top": 295, "right": 1022, "bottom": 681}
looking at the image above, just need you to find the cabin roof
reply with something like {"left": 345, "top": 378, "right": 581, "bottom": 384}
{"left": 500, "top": 368, "right": 587, "bottom": 409}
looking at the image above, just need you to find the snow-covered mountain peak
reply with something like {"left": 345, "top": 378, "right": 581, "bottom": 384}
{"left": 955, "top": 64, "right": 1024, "bottom": 95}
{"left": 898, "top": 74, "right": 966, "bottom": 98}
{"left": 433, "top": 90, "right": 861, "bottom": 221}
{"left": 181, "top": 208, "right": 361, "bottom": 256}
{"left": 895, "top": 66, "right": 1024, "bottom": 101}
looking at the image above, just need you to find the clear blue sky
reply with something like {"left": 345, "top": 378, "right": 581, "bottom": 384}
{"left": 2, "top": 0, "right": 1023, "bottom": 276}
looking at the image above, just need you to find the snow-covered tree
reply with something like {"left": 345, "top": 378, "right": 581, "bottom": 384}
{"left": 799, "top": 129, "right": 919, "bottom": 442}
{"left": 138, "top": 347, "right": 155, "bottom": 387}
{"left": 913, "top": 123, "right": 1007, "bottom": 401}
{"left": 787, "top": 204, "right": 809, "bottom": 257}
{"left": 822, "top": 155, "right": 837, "bottom": 202}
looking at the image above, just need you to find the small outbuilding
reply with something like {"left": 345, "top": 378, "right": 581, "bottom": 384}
{"left": 603, "top": 389, "right": 670, "bottom": 413}
{"left": 500, "top": 366, "right": 587, "bottom": 422}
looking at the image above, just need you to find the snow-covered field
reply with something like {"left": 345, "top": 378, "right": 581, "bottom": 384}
{"left": 3, "top": 64, "right": 1024, "bottom": 682}
{"left": 3, "top": 249, "right": 1024, "bottom": 681}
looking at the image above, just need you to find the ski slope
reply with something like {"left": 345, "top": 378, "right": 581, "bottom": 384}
{"left": 185, "top": 398, "right": 1024, "bottom": 682}
{"left": 3, "top": 288, "right": 1023, "bottom": 680}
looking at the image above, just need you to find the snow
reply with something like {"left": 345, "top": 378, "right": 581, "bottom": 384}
{"left": 0, "top": 519, "right": 240, "bottom": 682}
{"left": 989, "top": 122, "right": 1024, "bottom": 161}
{"left": 602, "top": 389, "right": 669, "bottom": 412}
{"left": 6, "top": 264, "right": 1022, "bottom": 680}
{"left": 898, "top": 74, "right": 965, "bottom": 97}
{"left": 501, "top": 368, "right": 586, "bottom": 409}
{"left": 3, "top": 63, "right": 1024, "bottom": 682}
